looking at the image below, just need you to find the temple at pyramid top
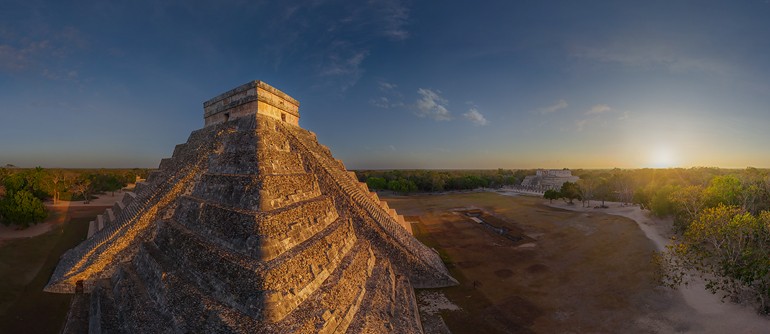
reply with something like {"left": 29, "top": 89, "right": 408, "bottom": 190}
{"left": 203, "top": 80, "right": 301, "bottom": 127}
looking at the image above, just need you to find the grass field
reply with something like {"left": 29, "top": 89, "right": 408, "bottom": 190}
{"left": 386, "top": 192, "right": 671, "bottom": 333}
{"left": 0, "top": 206, "right": 107, "bottom": 334}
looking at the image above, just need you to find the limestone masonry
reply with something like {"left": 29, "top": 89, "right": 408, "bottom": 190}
{"left": 47, "top": 81, "right": 457, "bottom": 333}
{"left": 520, "top": 169, "right": 579, "bottom": 191}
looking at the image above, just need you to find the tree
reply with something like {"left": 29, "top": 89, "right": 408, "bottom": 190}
{"left": 704, "top": 175, "right": 743, "bottom": 207}
{"left": 594, "top": 177, "right": 613, "bottom": 207}
{"left": 387, "top": 178, "right": 417, "bottom": 194}
{"left": 366, "top": 177, "right": 388, "bottom": 190}
{"left": 656, "top": 205, "right": 770, "bottom": 313}
{"left": 650, "top": 185, "right": 676, "bottom": 217}
{"left": 543, "top": 189, "right": 561, "bottom": 204}
{"left": 44, "top": 171, "right": 69, "bottom": 204}
{"left": 560, "top": 182, "right": 581, "bottom": 205}
{"left": 610, "top": 171, "right": 634, "bottom": 205}
{"left": 0, "top": 189, "right": 48, "bottom": 228}
{"left": 632, "top": 186, "right": 653, "bottom": 210}
{"left": 577, "top": 178, "right": 597, "bottom": 207}
{"left": 668, "top": 185, "right": 706, "bottom": 232}
{"left": 70, "top": 178, "right": 92, "bottom": 203}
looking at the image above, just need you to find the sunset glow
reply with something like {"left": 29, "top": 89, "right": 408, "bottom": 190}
{"left": 649, "top": 146, "right": 677, "bottom": 168}
{"left": 1, "top": 1, "right": 769, "bottom": 169}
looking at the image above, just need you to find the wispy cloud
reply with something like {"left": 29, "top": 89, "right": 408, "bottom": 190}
{"left": 261, "top": 0, "right": 411, "bottom": 92}
{"left": 319, "top": 44, "right": 369, "bottom": 91}
{"left": 463, "top": 107, "right": 488, "bottom": 126}
{"left": 575, "top": 119, "right": 588, "bottom": 132}
{"left": 378, "top": 81, "right": 397, "bottom": 91}
{"left": 415, "top": 88, "right": 451, "bottom": 121}
{"left": 0, "top": 26, "right": 87, "bottom": 81}
{"left": 536, "top": 99, "right": 568, "bottom": 114}
{"left": 571, "top": 44, "right": 734, "bottom": 76}
{"left": 370, "top": 96, "right": 404, "bottom": 109}
{"left": 378, "top": 0, "right": 410, "bottom": 40}
{"left": 371, "top": 79, "right": 404, "bottom": 108}
{"left": 585, "top": 104, "right": 611, "bottom": 115}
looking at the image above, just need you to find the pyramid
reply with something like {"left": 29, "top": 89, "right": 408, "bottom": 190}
{"left": 46, "top": 81, "right": 457, "bottom": 333}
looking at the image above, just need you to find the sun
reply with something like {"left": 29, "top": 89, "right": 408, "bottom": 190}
{"left": 650, "top": 146, "right": 676, "bottom": 168}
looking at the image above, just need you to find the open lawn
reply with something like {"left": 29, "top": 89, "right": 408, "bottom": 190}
{"left": 386, "top": 192, "right": 684, "bottom": 333}
{"left": 0, "top": 206, "right": 108, "bottom": 334}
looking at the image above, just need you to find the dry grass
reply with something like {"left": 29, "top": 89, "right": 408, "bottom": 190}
{"left": 387, "top": 192, "right": 668, "bottom": 333}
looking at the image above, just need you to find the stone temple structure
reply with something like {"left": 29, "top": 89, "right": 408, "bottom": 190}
{"left": 47, "top": 81, "right": 457, "bottom": 333}
{"left": 520, "top": 169, "right": 579, "bottom": 191}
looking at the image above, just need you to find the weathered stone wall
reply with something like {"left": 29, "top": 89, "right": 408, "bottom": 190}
{"left": 204, "top": 81, "right": 300, "bottom": 127}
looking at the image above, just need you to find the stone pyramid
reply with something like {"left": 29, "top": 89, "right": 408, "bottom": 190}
{"left": 46, "top": 81, "right": 457, "bottom": 333}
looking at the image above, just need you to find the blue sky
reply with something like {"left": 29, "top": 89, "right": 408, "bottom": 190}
{"left": 1, "top": 0, "right": 769, "bottom": 169}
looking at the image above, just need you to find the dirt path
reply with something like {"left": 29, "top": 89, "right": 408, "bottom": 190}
{"left": 547, "top": 200, "right": 770, "bottom": 334}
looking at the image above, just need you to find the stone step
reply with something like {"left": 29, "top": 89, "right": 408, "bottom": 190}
{"left": 255, "top": 196, "right": 340, "bottom": 261}
{"left": 106, "top": 263, "right": 171, "bottom": 333}
{"left": 106, "top": 208, "right": 115, "bottom": 224}
{"left": 257, "top": 150, "right": 306, "bottom": 175}
{"left": 172, "top": 143, "right": 188, "bottom": 158}
{"left": 155, "top": 216, "right": 359, "bottom": 324}
{"left": 157, "top": 158, "right": 173, "bottom": 171}
{"left": 113, "top": 200, "right": 125, "bottom": 217}
{"left": 146, "top": 169, "right": 163, "bottom": 183}
{"left": 346, "top": 259, "right": 422, "bottom": 333}
{"left": 190, "top": 173, "right": 260, "bottom": 210}
{"left": 260, "top": 173, "right": 321, "bottom": 210}
{"left": 153, "top": 220, "right": 266, "bottom": 318}
{"left": 158, "top": 270, "right": 260, "bottom": 331}
{"left": 122, "top": 191, "right": 136, "bottom": 206}
{"left": 207, "top": 147, "right": 260, "bottom": 175}
{"left": 87, "top": 221, "right": 96, "bottom": 238}
{"left": 134, "top": 182, "right": 148, "bottom": 194}
{"left": 88, "top": 280, "right": 120, "bottom": 333}
{"left": 173, "top": 195, "right": 340, "bottom": 262}
{"left": 263, "top": 241, "right": 376, "bottom": 333}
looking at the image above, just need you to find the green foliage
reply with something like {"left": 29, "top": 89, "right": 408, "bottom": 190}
{"left": 0, "top": 190, "right": 48, "bottom": 228}
{"left": 704, "top": 175, "right": 743, "bottom": 207}
{"left": 387, "top": 178, "right": 418, "bottom": 194}
{"left": 543, "top": 189, "right": 561, "bottom": 203}
{"left": 632, "top": 186, "right": 652, "bottom": 210}
{"left": 559, "top": 181, "right": 581, "bottom": 204}
{"left": 365, "top": 177, "right": 388, "bottom": 190}
{"left": 356, "top": 169, "right": 520, "bottom": 193}
{"left": 656, "top": 205, "right": 770, "bottom": 313}
{"left": 668, "top": 185, "right": 706, "bottom": 232}
{"left": 650, "top": 185, "right": 676, "bottom": 217}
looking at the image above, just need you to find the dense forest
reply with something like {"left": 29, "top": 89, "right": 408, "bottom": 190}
{"left": 355, "top": 169, "right": 534, "bottom": 193}
{"left": 0, "top": 167, "right": 151, "bottom": 228}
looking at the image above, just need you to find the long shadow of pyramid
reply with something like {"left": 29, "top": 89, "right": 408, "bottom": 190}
{"left": 46, "top": 81, "right": 457, "bottom": 333}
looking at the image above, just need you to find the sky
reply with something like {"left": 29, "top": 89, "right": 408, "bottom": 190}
{"left": 1, "top": 0, "right": 770, "bottom": 169}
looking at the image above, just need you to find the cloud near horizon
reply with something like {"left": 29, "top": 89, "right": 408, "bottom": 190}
{"left": 463, "top": 107, "right": 488, "bottom": 126}
{"left": 585, "top": 104, "right": 611, "bottom": 115}
{"left": 536, "top": 99, "right": 568, "bottom": 114}
{"left": 415, "top": 88, "right": 451, "bottom": 121}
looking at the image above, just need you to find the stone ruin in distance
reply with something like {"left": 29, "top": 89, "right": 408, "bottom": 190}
{"left": 46, "top": 81, "right": 457, "bottom": 333}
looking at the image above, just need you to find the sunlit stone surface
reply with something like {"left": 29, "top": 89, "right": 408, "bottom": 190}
{"left": 47, "top": 81, "right": 457, "bottom": 334}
